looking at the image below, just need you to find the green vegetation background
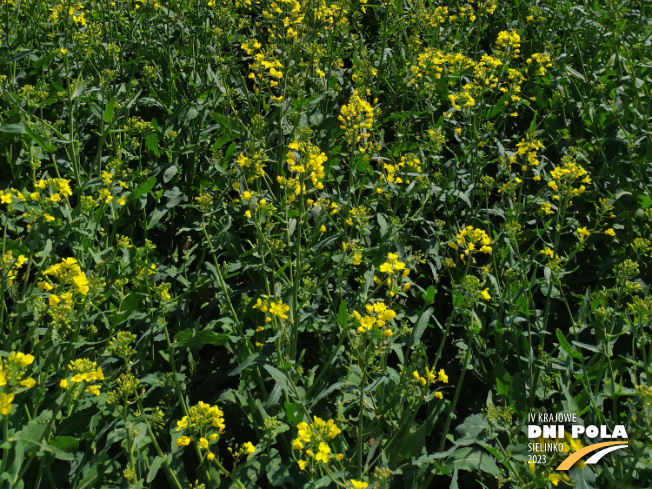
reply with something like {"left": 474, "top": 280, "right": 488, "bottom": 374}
{"left": 0, "top": 0, "right": 651, "bottom": 488}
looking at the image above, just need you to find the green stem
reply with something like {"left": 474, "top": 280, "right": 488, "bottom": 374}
{"left": 211, "top": 456, "right": 247, "bottom": 489}
{"left": 438, "top": 332, "right": 472, "bottom": 452}
{"left": 137, "top": 399, "right": 184, "bottom": 489}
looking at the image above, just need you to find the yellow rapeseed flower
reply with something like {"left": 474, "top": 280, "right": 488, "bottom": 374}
{"left": 0, "top": 393, "right": 14, "bottom": 416}
{"left": 315, "top": 442, "right": 331, "bottom": 463}
{"left": 176, "top": 436, "right": 191, "bottom": 446}
{"left": 577, "top": 227, "right": 591, "bottom": 239}
{"left": 350, "top": 481, "right": 369, "bottom": 489}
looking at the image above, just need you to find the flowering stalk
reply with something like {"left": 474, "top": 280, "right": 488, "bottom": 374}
{"left": 438, "top": 332, "right": 471, "bottom": 452}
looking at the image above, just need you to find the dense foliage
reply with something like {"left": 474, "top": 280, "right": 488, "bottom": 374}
{"left": 1, "top": 0, "right": 651, "bottom": 488}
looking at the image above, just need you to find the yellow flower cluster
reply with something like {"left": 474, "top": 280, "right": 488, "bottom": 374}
{"left": 227, "top": 441, "right": 257, "bottom": 460}
{"left": 242, "top": 196, "right": 279, "bottom": 222}
{"left": 496, "top": 30, "right": 521, "bottom": 54}
{"left": 3, "top": 178, "right": 75, "bottom": 225}
{"left": 540, "top": 201, "right": 555, "bottom": 216}
{"left": 515, "top": 136, "right": 544, "bottom": 171}
{"left": 353, "top": 301, "right": 397, "bottom": 336}
{"left": 540, "top": 248, "right": 559, "bottom": 260}
{"left": 410, "top": 47, "right": 519, "bottom": 116}
{"left": 253, "top": 295, "right": 290, "bottom": 320}
{"left": 338, "top": 90, "right": 374, "bottom": 147}
{"left": 477, "top": 0, "right": 497, "bottom": 15}
{"left": 346, "top": 206, "right": 368, "bottom": 226}
{"left": 473, "top": 54, "right": 503, "bottom": 90}
{"left": 241, "top": 39, "right": 262, "bottom": 56}
{"left": 277, "top": 141, "right": 327, "bottom": 203}
{"left": 408, "top": 50, "right": 475, "bottom": 88}
{"left": 61, "top": 358, "right": 104, "bottom": 396}
{"left": 0, "top": 188, "right": 20, "bottom": 204}
{"left": 378, "top": 253, "right": 408, "bottom": 276}
{"left": 547, "top": 160, "right": 591, "bottom": 200}
{"left": 293, "top": 417, "right": 343, "bottom": 469}
{"left": 314, "top": 0, "right": 348, "bottom": 31}
{"left": 241, "top": 40, "right": 284, "bottom": 97}
{"left": 42, "top": 257, "right": 90, "bottom": 297}
{"left": 175, "top": 401, "right": 227, "bottom": 460}
{"left": 382, "top": 153, "right": 423, "bottom": 185}
{"left": 0, "top": 352, "right": 36, "bottom": 414}
{"left": 412, "top": 367, "right": 448, "bottom": 398}
{"left": 458, "top": 3, "right": 476, "bottom": 22}
{"left": 448, "top": 226, "right": 492, "bottom": 259}
{"left": 49, "top": 2, "right": 87, "bottom": 27}
{"left": 263, "top": 0, "right": 304, "bottom": 40}
{"left": 498, "top": 68, "right": 526, "bottom": 117}
{"left": 341, "top": 240, "right": 364, "bottom": 266}
{"left": 526, "top": 53, "right": 553, "bottom": 76}
{"left": 1, "top": 251, "right": 28, "bottom": 286}
{"left": 424, "top": 6, "right": 449, "bottom": 26}
{"left": 237, "top": 152, "right": 266, "bottom": 181}
{"left": 374, "top": 253, "right": 411, "bottom": 295}
{"left": 176, "top": 401, "right": 226, "bottom": 434}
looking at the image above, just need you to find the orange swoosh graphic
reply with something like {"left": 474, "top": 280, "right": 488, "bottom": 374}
{"left": 556, "top": 441, "right": 628, "bottom": 470}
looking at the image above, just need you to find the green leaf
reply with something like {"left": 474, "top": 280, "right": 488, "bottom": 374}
{"left": 494, "top": 367, "right": 512, "bottom": 397}
{"left": 423, "top": 285, "right": 436, "bottom": 305}
{"left": 19, "top": 411, "right": 51, "bottom": 444}
{"left": 49, "top": 436, "right": 78, "bottom": 453}
{"left": 382, "top": 110, "right": 426, "bottom": 122}
{"left": 163, "top": 165, "right": 178, "bottom": 183}
{"left": 337, "top": 300, "right": 348, "bottom": 328}
{"left": 175, "top": 330, "right": 229, "bottom": 350}
{"left": 132, "top": 177, "right": 157, "bottom": 200}
{"left": 146, "top": 133, "right": 160, "bottom": 156}
{"left": 211, "top": 132, "right": 238, "bottom": 151}
{"left": 556, "top": 329, "right": 582, "bottom": 359}
{"left": 7, "top": 440, "right": 24, "bottom": 486}
{"left": 147, "top": 206, "right": 169, "bottom": 229}
{"left": 449, "top": 468, "right": 459, "bottom": 489}
{"left": 284, "top": 402, "right": 304, "bottom": 426}
{"left": 224, "top": 141, "right": 237, "bottom": 162}
{"left": 164, "top": 187, "right": 186, "bottom": 208}
{"left": 0, "top": 123, "right": 26, "bottom": 134}
{"left": 455, "top": 414, "right": 488, "bottom": 439}
{"left": 71, "top": 79, "right": 90, "bottom": 100}
{"left": 411, "top": 308, "right": 432, "bottom": 348}
{"left": 638, "top": 194, "right": 652, "bottom": 209}
{"left": 104, "top": 98, "right": 116, "bottom": 124}
{"left": 377, "top": 213, "right": 388, "bottom": 237}
{"left": 24, "top": 125, "right": 56, "bottom": 152}
{"left": 445, "top": 447, "right": 499, "bottom": 475}
{"left": 310, "top": 382, "right": 346, "bottom": 407}
{"left": 263, "top": 365, "right": 291, "bottom": 394}
{"left": 394, "top": 424, "right": 426, "bottom": 464}
{"left": 391, "top": 141, "right": 418, "bottom": 157}
{"left": 116, "top": 292, "right": 143, "bottom": 322}
{"left": 185, "top": 107, "right": 199, "bottom": 121}
{"left": 147, "top": 456, "right": 165, "bottom": 483}
{"left": 34, "top": 52, "right": 57, "bottom": 69}
{"left": 565, "top": 65, "right": 586, "bottom": 82}
{"left": 229, "top": 353, "right": 261, "bottom": 376}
